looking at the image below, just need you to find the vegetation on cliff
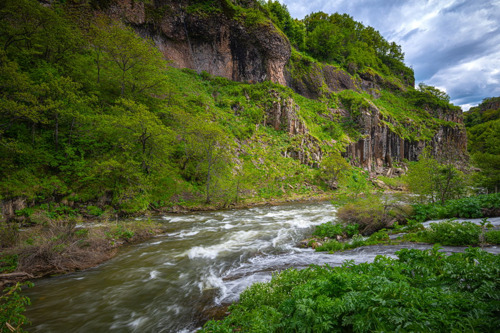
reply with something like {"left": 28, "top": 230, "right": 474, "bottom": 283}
{"left": 0, "top": 0, "right": 465, "bottom": 219}
{"left": 464, "top": 97, "right": 500, "bottom": 192}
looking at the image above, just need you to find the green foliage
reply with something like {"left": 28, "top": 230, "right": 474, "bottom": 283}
{"left": 261, "top": 1, "right": 305, "bottom": 49}
{"left": 464, "top": 97, "right": 500, "bottom": 192}
{"left": 203, "top": 247, "right": 500, "bottom": 332}
{"left": 318, "top": 153, "right": 350, "bottom": 189}
{"left": 312, "top": 222, "right": 359, "bottom": 239}
{"left": 0, "top": 282, "right": 33, "bottom": 333}
{"left": 406, "top": 153, "right": 467, "bottom": 204}
{"left": 405, "top": 83, "right": 452, "bottom": 109}
{"left": 0, "top": 254, "right": 18, "bottom": 273}
{"left": 485, "top": 230, "right": 500, "bottom": 244}
{"left": 377, "top": 175, "right": 405, "bottom": 189}
{"left": 106, "top": 224, "right": 134, "bottom": 241}
{"left": 313, "top": 223, "right": 342, "bottom": 238}
{"left": 373, "top": 90, "right": 443, "bottom": 141}
{"left": 411, "top": 193, "right": 500, "bottom": 222}
{"left": 405, "top": 220, "right": 482, "bottom": 246}
{"left": 86, "top": 205, "right": 104, "bottom": 217}
{"left": 315, "top": 232, "right": 389, "bottom": 252}
{"left": 336, "top": 169, "right": 373, "bottom": 201}
{"left": 299, "top": 11, "right": 409, "bottom": 78}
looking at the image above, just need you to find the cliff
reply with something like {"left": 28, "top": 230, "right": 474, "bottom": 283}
{"left": 103, "top": 0, "right": 467, "bottom": 170}
{"left": 108, "top": 0, "right": 290, "bottom": 85}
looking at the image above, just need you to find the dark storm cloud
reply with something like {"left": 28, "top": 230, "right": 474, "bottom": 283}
{"left": 278, "top": 0, "right": 500, "bottom": 110}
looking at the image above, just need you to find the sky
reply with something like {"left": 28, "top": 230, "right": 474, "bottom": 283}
{"left": 277, "top": 0, "right": 500, "bottom": 110}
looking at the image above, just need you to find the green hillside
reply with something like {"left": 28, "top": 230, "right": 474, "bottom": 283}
{"left": 0, "top": 0, "right": 461, "bottom": 216}
{"left": 464, "top": 97, "right": 500, "bottom": 192}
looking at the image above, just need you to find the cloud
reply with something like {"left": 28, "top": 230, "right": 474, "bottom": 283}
{"left": 278, "top": 0, "right": 500, "bottom": 109}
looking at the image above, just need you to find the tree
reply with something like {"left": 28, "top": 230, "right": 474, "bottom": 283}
{"left": 180, "top": 120, "right": 233, "bottom": 204}
{"left": 417, "top": 83, "right": 450, "bottom": 102}
{"left": 406, "top": 153, "right": 466, "bottom": 204}
{"left": 106, "top": 99, "right": 173, "bottom": 175}
{"left": 88, "top": 19, "right": 167, "bottom": 97}
{"left": 319, "top": 152, "right": 350, "bottom": 189}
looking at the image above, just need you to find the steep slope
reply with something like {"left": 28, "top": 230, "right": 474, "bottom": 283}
{"left": 0, "top": 0, "right": 468, "bottom": 218}
{"left": 107, "top": 0, "right": 290, "bottom": 85}
{"left": 464, "top": 97, "right": 500, "bottom": 191}
{"left": 104, "top": 0, "right": 467, "bottom": 171}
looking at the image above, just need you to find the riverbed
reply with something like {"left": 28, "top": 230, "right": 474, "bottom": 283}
{"left": 24, "top": 201, "right": 500, "bottom": 332}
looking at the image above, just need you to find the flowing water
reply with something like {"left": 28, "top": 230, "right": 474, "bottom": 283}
{"left": 24, "top": 202, "right": 500, "bottom": 332}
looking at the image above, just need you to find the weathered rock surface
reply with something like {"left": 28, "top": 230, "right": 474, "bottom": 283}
{"left": 109, "top": 0, "right": 290, "bottom": 85}
{"left": 264, "top": 90, "right": 323, "bottom": 166}
{"left": 345, "top": 103, "right": 467, "bottom": 172}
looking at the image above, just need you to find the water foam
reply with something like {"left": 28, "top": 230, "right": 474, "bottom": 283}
{"left": 186, "top": 230, "right": 261, "bottom": 259}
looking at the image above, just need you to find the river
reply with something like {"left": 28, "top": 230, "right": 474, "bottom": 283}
{"left": 24, "top": 201, "right": 500, "bottom": 332}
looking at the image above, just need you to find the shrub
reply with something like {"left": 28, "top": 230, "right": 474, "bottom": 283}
{"left": 0, "top": 282, "right": 33, "bottom": 333}
{"left": 0, "top": 254, "right": 18, "bottom": 273}
{"left": 203, "top": 247, "right": 500, "bottom": 332}
{"left": 485, "top": 230, "right": 500, "bottom": 244}
{"left": 336, "top": 196, "right": 410, "bottom": 235}
{"left": 406, "top": 220, "right": 482, "bottom": 246}
{"left": 312, "top": 222, "right": 344, "bottom": 238}
{"left": 315, "top": 239, "right": 344, "bottom": 252}
{"left": 368, "top": 230, "right": 389, "bottom": 242}
{"left": 411, "top": 193, "right": 500, "bottom": 222}
{"left": 427, "top": 220, "right": 481, "bottom": 246}
{"left": 107, "top": 225, "right": 134, "bottom": 241}
{"left": 86, "top": 205, "right": 104, "bottom": 217}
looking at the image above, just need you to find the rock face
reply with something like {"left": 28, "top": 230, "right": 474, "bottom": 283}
{"left": 345, "top": 103, "right": 467, "bottom": 173}
{"left": 108, "top": 0, "right": 467, "bottom": 170}
{"left": 285, "top": 62, "right": 358, "bottom": 99}
{"left": 264, "top": 90, "right": 323, "bottom": 166}
{"left": 109, "top": 0, "right": 290, "bottom": 85}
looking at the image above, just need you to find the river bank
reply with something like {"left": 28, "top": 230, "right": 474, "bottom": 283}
{"left": 0, "top": 220, "right": 169, "bottom": 289}
{"left": 0, "top": 191, "right": 338, "bottom": 289}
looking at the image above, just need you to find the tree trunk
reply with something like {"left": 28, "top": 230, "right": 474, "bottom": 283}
{"left": 55, "top": 112, "right": 59, "bottom": 151}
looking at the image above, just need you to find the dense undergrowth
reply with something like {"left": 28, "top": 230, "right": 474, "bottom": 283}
{"left": 308, "top": 193, "right": 500, "bottom": 253}
{"left": 464, "top": 97, "right": 500, "bottom": 192}
{"left": 202, "top": 246, "right": 500, "bottom": 332}
{"left": 412, "top": 192, "right": 500, "bottom": 221}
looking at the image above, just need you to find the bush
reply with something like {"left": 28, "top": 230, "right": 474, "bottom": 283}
{"left": 203, "top": 247, "right": 500, "bottom": 332}
{"left": 106, "top": 224, "right": 134, "bottom": 241}
{"left": 315, "top": 239, "right": 344, "bottom": 252}
{"left": 86, "top": 205, "right": 104, "bottom": 217}
{"left": 485, "top": 230, "right": 500, "bottom": 244}
{"left": 0, "top": 282, "right": 33, "bottom": 333}
{"left": 337, "top": 196, "right": 410, "bottom": 235}
{"left": 412, "top": 193, "right": 500, "bottom": 222}
{"left": 312, "top": 222, "right": 359, "bottom": 239}
{"left": 0, "top": 254, "right": 18, "bottom": 273}
{"left": 427, "top": 220, "right": 481, "bottom": 246}
{"left": 406, "top": 220, "right": 482, "bottom": 246}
